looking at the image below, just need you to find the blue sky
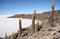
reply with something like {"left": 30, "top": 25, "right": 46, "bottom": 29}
{"left": 0, "top": 0, "right": 60, "bottom": 15}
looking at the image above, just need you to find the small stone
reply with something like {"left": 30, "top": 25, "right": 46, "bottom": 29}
{"left": 58, "top": 30, "right": 60, "bottom": 33}
{"left": 48, "top": 29, "right": 52, "bottom": 31}
{"left": 34, "top": 35, "right": 37, "bottom": 37}
{"left": 53, "top": 37, "right": 59, "bottom": 39}
{"left": 53, "top": 33, "right": 56, "bottom": 35}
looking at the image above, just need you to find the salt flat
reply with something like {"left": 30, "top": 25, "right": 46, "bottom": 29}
{"left": 0, "top": 15, "right": 42, "bottom": 37}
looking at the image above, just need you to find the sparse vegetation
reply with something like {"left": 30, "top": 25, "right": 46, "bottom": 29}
{"left": 6, "top": 0, "right": 60, "bottom": 39}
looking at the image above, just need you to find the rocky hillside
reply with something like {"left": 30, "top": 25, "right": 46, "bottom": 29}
{"left": 6, "top": 20, "right": 60, "bottom": 39}
{"left": 8, "top": 10, "right": 60, "bottom": 20}
{"left": 6, "top": 10, "right": 60, "bottom": 39}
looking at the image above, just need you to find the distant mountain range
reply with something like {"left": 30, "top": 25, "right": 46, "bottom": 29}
{"left": 8, "top": 10, "right": 60, "bottom": 20}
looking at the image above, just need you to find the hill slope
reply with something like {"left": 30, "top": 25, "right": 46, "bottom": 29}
{"left": 8, "top": 10, "right": 60, "bottom": 20}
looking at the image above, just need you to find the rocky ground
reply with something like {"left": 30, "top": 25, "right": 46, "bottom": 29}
{"left": 6, "top": 20, "right": 60, "bottom": 39}
{"left": 6, "top": 10, "right": 60, "bottom": 39}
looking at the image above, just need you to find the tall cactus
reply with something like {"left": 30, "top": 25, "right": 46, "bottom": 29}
{"left": 32, "top": 10, "right": 36, "bottom": 34}
{"left": 19, "top": 19, "right": 22, "bottom": 36}
{"left": 5, "top": 33, "right": 7, "bottom": 39}
{"left": 51, "top": 6, "right": 54, "bottom": 26}
{"left": 51, "top": 0, "right": 56, "bottom": 26}
{"left": 35, "top": 22, "right": 40, "bottom": 32}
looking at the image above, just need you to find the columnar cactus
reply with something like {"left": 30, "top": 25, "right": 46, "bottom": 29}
{"left": 5, "top": 33, "right": 7, "bottom": 39}
{"left": 19, "top": 19, "right": 22, "bottom": 36}
{"left": 51, "top": 0, "right": 56, "bottom": 26}
{"left": 32, "top": 10, "right": 36, "bottom": 34}
{"left": 35, "top": 22, "right": 40, "bottom": 32}
{"left": 51, "top": 6, "right": 54, "bottom": 26}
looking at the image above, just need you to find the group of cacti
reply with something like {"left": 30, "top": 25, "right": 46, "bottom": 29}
{"left": 18, "top": 10, "right": 41, "bottom": 37}
{"left": 5, "top": 0, "right": 57, "bottom": 39}
{"left": 32, "top": 10, "right": 41, "bottom": 34}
